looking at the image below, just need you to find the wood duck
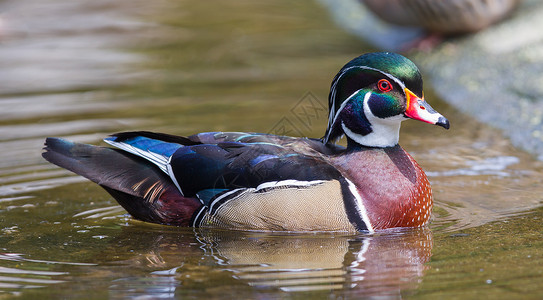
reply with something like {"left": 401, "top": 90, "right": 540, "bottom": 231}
{"left": 362, "top": 0, "right": 521, "bottom": 34}
{"left": 43, "top": 52, "right": 449, "bottom": 233}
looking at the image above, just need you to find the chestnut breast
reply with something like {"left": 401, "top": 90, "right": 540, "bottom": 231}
{"left": 329, "top": 145, "right": 432, "bottom": 229}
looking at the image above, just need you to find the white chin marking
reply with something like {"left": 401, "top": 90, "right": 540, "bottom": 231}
{"left": 328, "top": 90, "right": 405, "bottom": 147}
{"left": 341, "top": 90, "right": 403, "bottom": 148}
{"left": 342, "top": 121, "right": 401, "bottom": 148}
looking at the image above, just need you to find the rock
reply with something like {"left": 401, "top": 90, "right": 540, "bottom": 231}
{"left": 320, "top": 0, "right": 543, "bottom": 160}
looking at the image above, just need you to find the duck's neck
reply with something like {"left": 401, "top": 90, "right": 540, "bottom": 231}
{"left": 341, "top": 117, "right": 401, "bottom": 148}
{"left": 344, "top": 123, "right": 401, "bottom": 150}
{"left": 346, "top": 137, "right": 399, "bottom": 151}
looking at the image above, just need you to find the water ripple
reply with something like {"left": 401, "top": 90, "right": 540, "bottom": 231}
{"left": 0, "top": 254, "right": 92, "bottom": 295}
{"left": 427, "top": 156, "right": 520, "bottom": 177}
{"left": 0, "top": 253, "right": 95, "bottom": 266}
{"left": 73, "top": 206, "right": 126, "bottom": 219}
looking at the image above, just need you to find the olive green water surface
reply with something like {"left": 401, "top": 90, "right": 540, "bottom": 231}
{"left": 0, "top": 0, "right": 542, "bottom": 298}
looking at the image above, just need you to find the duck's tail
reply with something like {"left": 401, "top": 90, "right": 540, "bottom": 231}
{"left": 42, "top": 138, "right": 202, "bottom": 226}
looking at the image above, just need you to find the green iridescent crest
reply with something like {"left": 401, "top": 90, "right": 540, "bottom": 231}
{"left": 342, "top": 52, "right": 423, "bottom": 97}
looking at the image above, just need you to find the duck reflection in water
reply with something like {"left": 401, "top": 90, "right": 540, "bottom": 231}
{"left": 104, "top": 227, "right": 432, "bottom": 298}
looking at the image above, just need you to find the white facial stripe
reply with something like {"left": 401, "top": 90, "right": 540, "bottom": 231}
{"left": 340, "top": 90, "right": 403, "bottom": 147}
{"left": 355, "top": 66, "right": 406, "bottom": 90}
{"left": 324, "top": 91, "right": 370, "bottom": 143}
{"left": 327, "top": 66, "right": 407, "bottom": 143}
{"left": 342, "top": 121, "right": 401, "bottom": 148}
{"left": 330, "top": 66, "right": 406, "bottom": 103}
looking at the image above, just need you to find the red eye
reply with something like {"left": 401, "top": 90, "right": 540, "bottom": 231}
{"left": 378, "top": 79, "right": 393, "bottom": 92}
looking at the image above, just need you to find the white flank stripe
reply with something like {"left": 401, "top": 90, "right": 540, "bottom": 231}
{"left": 255, "top": 179, "right": 326, "bottom": 191}
{"left": 209, "top": 188, "right": 246, "bottom": 212}
{"left": 345, "top": 178, "right": 374, "bottom": 233}
{"left": 191, "top": 206, "right": 206, "bottom": 226}
{"left": 208, "top": 180, "right": 326, "bottom": 214}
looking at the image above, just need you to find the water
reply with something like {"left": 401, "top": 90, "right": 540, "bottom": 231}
{"left": 1, "top": 0, "right": 543, "bottom": 298}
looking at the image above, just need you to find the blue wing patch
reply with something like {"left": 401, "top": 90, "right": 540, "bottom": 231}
{"left": 104, "top": 135, "right": 184, "bottom": 173}
{"left": 104, "top": 131, "right": 346, "bottom": 199}
{"left": 105, "top": 136, "right": 181, "bottom": 157}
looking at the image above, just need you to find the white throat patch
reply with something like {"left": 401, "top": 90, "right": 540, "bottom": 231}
{"left": 341, "top": 91, "right": 404, "bottom": 148}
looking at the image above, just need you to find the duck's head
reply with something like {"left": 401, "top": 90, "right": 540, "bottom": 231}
{"left": 323, "top": 52, "right": 449, "bottom": 148}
